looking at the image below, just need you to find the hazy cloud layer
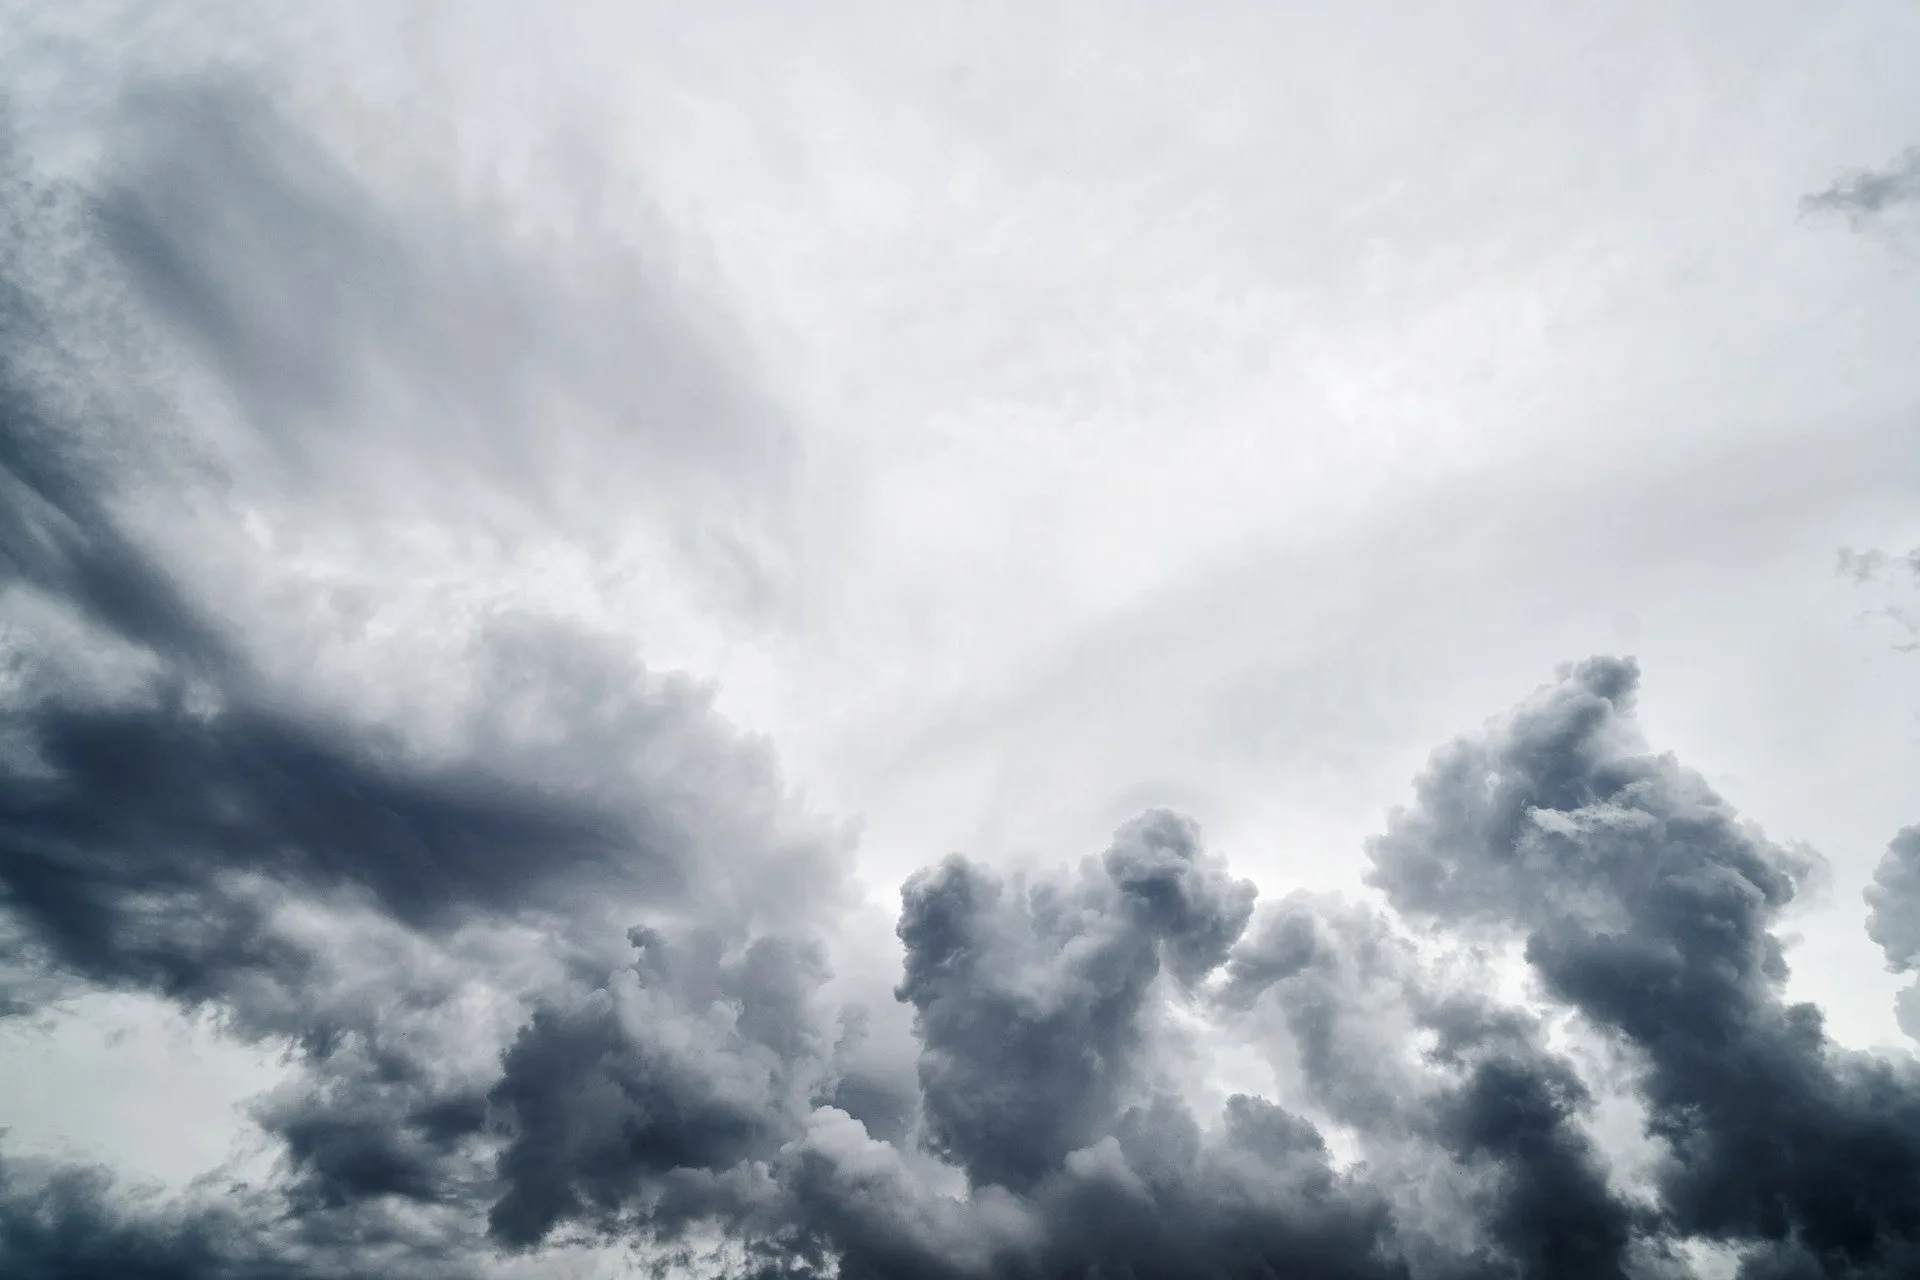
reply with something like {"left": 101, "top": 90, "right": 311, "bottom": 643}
{"left": 4, "top": 15, "right": 1920, "bottom": 1280}
{"left": 1838, "top": 548, "right": 1920, "bottom": 651}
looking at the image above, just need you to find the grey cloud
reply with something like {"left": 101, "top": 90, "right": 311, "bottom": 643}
{"left": 1102, "top": 809, "right": 1257, "bottom": 984}
{"left": 0, "top": 1147, "right": 490, "bottom": 1280}
{"left": 13, "top": 467, "right": 1920, "bottom": 1280}
{"left": 1802, "top": 148, "right": 1920, "bottom": 223}
{"left": 1867, "top": 828, "right": 1920, "bottom": 974}
{"left": 0, "top": 1154, "right": 261, "bottom": 1280}
{"left": 0, "top": 72, "right": 854, "bottom": 1276}
{"left": 894, "top": 851, "right": 1165, "bottom": 1192}
{"left": 1371, "top": 657, "right": 1920, "bottom": 1277}
{"left": 893, "top": 810, "right": 1252, "bottom": 1192}
{"left": 0, "top": 255, "right": 230, "bottom": 677}
{"left": 862, "top": 816, "right": 1413, "bottom": 1278}
{"left": 5, "top": 192, "right": 651, "bottom": 1022}
{"left": 11, "top": 52, "right": 1920, "bottom": 1280}
{"left": 100, "top": 81, "right": 783, "bottom": 462}
{"left": 1428, "top": 1048, "right": 1639, "bottom": 1280}
{"left": 476, "top": 801, "right": 1411, "bottom": 1278}
{"left": 0, "top": 448, "right": 842, "bottom": 1270}
{"left": 1225, "top": 894, "right": 1642, "bottom": 1279}
{"left": 485, "top": 930, "right": 838, "bottom": 1248}
{"left": 1867, "top": 828, "right": 1920, "bottom": 1040}
{"left": 12, "top": 227, "right": 1915, "bottom": 1280}
{"left": 1014, "top": 1091, "right": 1404, "bottom": 1280}
{"left": 1836, "top": 548, "right": 1920, "bottom": 584}
{"left": 80, "top": 75, "right": 801, "bottom": 626}
{"left": 776, "top": 1093, "right": 1407, "bottom": 1280}
{"left": 1838, "top": 546, "right": 1920, "bottom": 653}
{"left": 3, "top": 690, "right": 641, "bottom": 984}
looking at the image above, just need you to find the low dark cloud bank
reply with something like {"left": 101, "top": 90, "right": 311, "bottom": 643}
{"left": 4, "top": 78, "right": 1920, "bottom": 1280}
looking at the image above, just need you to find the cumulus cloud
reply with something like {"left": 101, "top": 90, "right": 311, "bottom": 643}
{"left": 1372, "top": 658, "right": 1920, "bottom": 1277}
{"left": 894, "top": 810, "right": 1254, "bottom": 1191}
{"left": 1868, "top": 829, "right": 1920, "bottom": 1039}
{"left": 6, "top": 33, "right": 1920, "bottom": 1280}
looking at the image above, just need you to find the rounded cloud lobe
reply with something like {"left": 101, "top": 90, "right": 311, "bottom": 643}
{"left": 4, "top": 59, "right": 1920, "bottom": 1280}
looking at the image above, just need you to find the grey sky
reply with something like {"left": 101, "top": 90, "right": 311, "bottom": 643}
{"left": 3, "top": 2, "right": 1920, "bottom": 1276}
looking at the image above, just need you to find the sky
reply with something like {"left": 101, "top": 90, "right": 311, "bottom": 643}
{"left": 2, "top": 3, "right": 1920, "bottom": 1278}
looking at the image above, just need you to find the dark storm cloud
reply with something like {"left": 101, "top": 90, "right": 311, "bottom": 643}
{"left": 484, "top": 929, "right": 839, "bottom": 1248}
{"left": 0, "top": 1147, "right": 498, "bottom": 1280}
{"left": 0, "top": 362, "right": 839, "bottom": 1269}
{"left": 480, "top": 811, "right": 1412, "bottom": 1280}
{"left": 993, "top": 1090, "right": 1406, "bottom": 1280}
{"left": 0, "top": 75, "right": 851, "bottom": 1277}
{"left": 0, "top": 63, "right": 844, "bottom": 994}
{"left": 893, "top": 810, "right": 1252, "bottom": 1191}
{"left": 0, "top": 409, "right": 778, "bottom": 1266}
{"left": 776, "top": 1076, "right": 1408, "bottom": 1280}
{"left": 1224, "top": 892, "right": 1644, "bottom": 1279}
{"left": 3, "top": 173, "right": 650, "bottom": 1022}
{"left": 0, "top": 1153, "right": 259, "bottom": 1280}
{"left": 1371, "top": 657, "right": 1920, "bottom": 1278}
{"left": 14, "top": 464, "right": 1920, "bottom": 1280}
{"left": 4, "top": 689, "right": 648, "bottom": 983}
{"left": 10, "top": 59, "right": 1920, "bottom": 1280}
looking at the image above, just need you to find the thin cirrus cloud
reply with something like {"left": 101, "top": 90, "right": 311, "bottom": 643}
{"left": 3, "top": 6, "right": 1920, "bottom": 1280}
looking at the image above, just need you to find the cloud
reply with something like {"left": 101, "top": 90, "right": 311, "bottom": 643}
{"left": 1222, "top": 889, "right": 1645, "bottom": 1278}
{"left": 1868, "top": 828, "right": 1920, "bottom": 1039}
{"left": 0, "top": 1153, "right": 271, "bottom": 1280}
{"left": 1837, "top": 548, "right": 1920, "bottom": 652}
{"left": 6, "top": 42, "right": 1920, "bottom": 1280}
{"left": 93, "top": 77, "right": 799, "bottom": 605}
{"left": 1837, "top": 549, "right": 1920, "bottom": 585}
{"left": 484, "top": 931, "right": 839, "bottom": 1249}
{"left": 1802, "top": 148, "right": 1920, "bottom": 224}
{"left": 1372, "top": 657, "right": 1920, "bottom": 1277}
{"left": 893, "top": 810, "right": 1253, "bottom": 1191}
{"left": 1867, "top": 829, "right": 1920, "bottom": 974}
{"left": 0, "top": 68, "right": 864, "bottom": 1275}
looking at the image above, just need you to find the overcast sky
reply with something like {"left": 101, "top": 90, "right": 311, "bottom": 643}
{"left": 3, "top": 4, "right": 1920, "bottom": 1278}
